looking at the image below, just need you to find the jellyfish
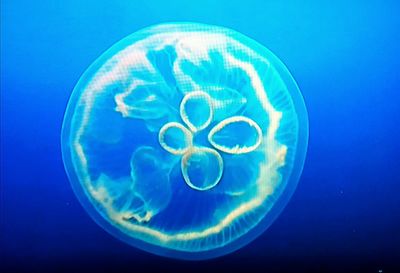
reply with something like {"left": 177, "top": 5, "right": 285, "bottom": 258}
{"left": 61, "top": 22, "right": 308, "bottom": 260}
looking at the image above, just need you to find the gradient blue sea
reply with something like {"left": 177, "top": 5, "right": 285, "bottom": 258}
{"left": 1, "top": 0, "right": 399, "bottom": 272}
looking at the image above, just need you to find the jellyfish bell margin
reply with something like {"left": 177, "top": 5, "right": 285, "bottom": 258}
{"left": 61, "top": 22, "right": 309, "bottom": 260}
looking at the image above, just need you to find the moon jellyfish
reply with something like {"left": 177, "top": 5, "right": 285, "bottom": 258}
{"left": 61, "top": 22, "right": 308, "bottom": 260}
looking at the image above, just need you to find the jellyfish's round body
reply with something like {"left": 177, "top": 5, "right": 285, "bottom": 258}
{"left": 61, "top": 23, "right": 308, "bottom": 260}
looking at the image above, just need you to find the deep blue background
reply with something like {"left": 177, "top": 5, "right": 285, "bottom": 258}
{"left": 1, "top": 0, "right": 399, "bottom": 272}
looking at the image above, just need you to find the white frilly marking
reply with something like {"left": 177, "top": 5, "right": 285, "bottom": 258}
{"left": 208, "top": 116, "right": 262, "bottom": 154}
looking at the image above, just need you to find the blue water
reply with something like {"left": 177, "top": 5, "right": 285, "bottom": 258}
{"left": 1, "top": 0, "right": 399, "bottom": 271}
